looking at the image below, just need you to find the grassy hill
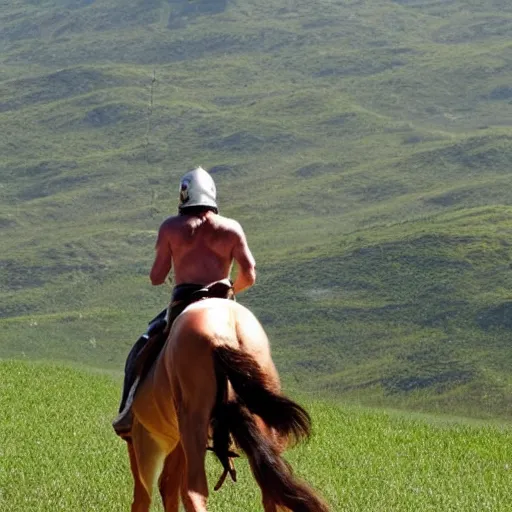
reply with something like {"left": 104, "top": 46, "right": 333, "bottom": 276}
{"left": 1, "top": 0, "right": 512, "bottom": 419}
{"left": 1, "top": 360, "right": 512, "bottom": 511}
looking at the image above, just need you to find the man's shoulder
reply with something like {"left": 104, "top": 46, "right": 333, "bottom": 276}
{"left": 213, "top": 214, "right": 243, "bottom": 233}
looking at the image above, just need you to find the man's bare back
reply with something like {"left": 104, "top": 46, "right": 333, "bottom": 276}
{"left": 150, "top": 210, "right": 256, "bottom": 295}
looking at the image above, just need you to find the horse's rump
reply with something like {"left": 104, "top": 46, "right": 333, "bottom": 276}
{"left": 128, "top": 299, "right": 329, "bottom": 511}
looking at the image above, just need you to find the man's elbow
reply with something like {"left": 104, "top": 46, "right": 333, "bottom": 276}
{"left": 150, "top": 270, "right": 165, "bottom": 286}
{"left": 245, "top": 266, "right": 256, "bottom": 287}
{"left": 250, "top": 267, "right": 257, "bottom": 285}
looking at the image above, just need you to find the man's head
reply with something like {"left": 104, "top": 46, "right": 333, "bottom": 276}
{"left": 178, "top": 166, "right": 218, "bottom": 214}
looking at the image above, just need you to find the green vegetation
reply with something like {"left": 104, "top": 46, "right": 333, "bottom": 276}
{"left": 1, "top": 0, "right": 512, "bottom": 419}
{"left": 1, "top": 360, "right": 512, "bottom": 511}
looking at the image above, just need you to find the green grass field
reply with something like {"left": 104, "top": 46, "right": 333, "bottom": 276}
{"left": 1, "top": 360, "right": 511, "bottom": 511}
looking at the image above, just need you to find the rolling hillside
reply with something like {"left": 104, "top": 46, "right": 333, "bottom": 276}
{"left": 1, "top": 0, "right": 512, "bottom": 419}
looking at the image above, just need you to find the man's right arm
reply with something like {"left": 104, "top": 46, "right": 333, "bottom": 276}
{"left": 231, "top": 222, "right": 256, "bottom": 295}
{"left": 149, "top": 221, "right": 173, "bottom": 286}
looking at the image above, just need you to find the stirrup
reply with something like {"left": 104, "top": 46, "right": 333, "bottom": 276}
{"left": 112, "top": 377, "right": 139, "bottom": 439}
{"left": 112, "top": 409, "right": 133, "bottom": 440}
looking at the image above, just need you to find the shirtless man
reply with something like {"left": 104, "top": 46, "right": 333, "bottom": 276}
{"left": 113, "top": 166, "right": 256, "bottom": 437}
{"left": 149, "top": 167, "right": 256, "bottom": 295}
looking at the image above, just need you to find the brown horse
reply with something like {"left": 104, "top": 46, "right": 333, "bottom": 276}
{"left": 127, "top": 298, "right": 329, "bottom": 512}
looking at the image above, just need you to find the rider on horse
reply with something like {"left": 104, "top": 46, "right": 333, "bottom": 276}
{"left": 113, "top": 166, "right": 256, "bottom": 437}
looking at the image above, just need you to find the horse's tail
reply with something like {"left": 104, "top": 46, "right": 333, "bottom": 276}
{"left": 212, "top": 346, "right": 330, "bottom": 512}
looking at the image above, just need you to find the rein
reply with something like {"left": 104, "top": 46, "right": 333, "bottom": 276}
{"left": 208, "top": 358, "right": 239, "bottom": 490}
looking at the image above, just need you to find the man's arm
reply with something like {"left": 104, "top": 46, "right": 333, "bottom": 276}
{"left": 149, "top": 223, "right": 173, "bottom": 285}
{"left": 231, "top": 222, "right": 256, "bottom": 294}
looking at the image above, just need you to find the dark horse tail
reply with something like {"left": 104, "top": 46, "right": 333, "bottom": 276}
{"left": 211, "top": 346, "right": 330, "bottom": 512}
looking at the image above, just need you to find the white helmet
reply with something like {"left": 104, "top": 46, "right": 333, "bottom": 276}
{"left": 178, "top": 166, "right": 218, "bottom": 213}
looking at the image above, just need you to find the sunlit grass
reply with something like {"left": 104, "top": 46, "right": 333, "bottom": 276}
{"left": 1, "top": 360, "right": 511, "bottom": 511}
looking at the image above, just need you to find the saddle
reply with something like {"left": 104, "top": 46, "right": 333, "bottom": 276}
{"left": 171, "top": 279, "right": 235, "bottom": 306}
